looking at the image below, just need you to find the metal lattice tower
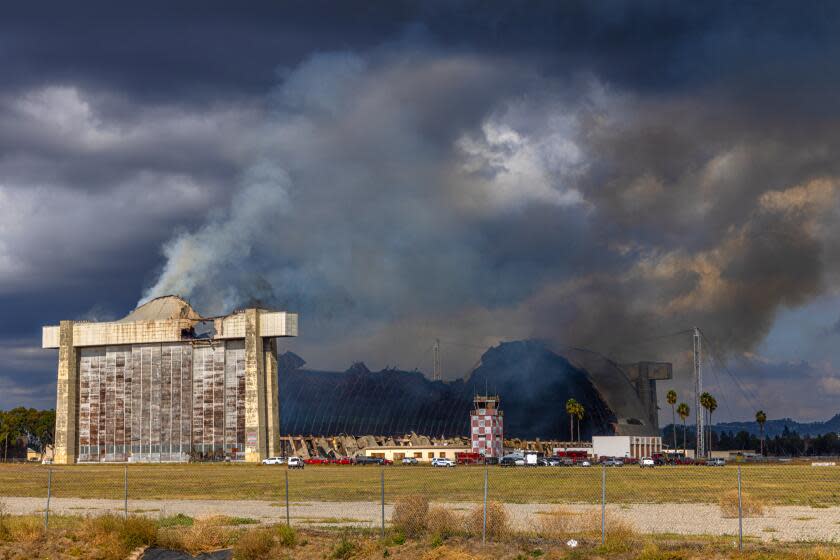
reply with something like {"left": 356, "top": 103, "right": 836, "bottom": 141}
{"left": 693, "top": 327, "right": 705, "bottom": 458}
{"left": 433, "top": 338, "right": 442, "bottom": 381}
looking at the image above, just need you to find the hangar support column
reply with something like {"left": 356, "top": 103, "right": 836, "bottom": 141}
{"left": 54, "top": 321, "right": 78, "bottom": 465}
{"left": 265, "top": 338, "right": 281, "bottom": 457}
{"left": 244, "top": 309, "right": 268, "bottom": 462}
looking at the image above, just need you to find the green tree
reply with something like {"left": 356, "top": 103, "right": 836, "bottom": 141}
{"left": 677, "top": 402, "right": 690, "bottom": 455}
{"left": 755, "top": 410, "right": 767, "bottom": 456}
{"left": 565, "top": 399, "right": 579, "bottom": 441}
{"left": 666, "top": 390, "right": 678, "bottom": 451}
{"left": 573, "top": 402, "right": 585, "bottom": 441}
{"left": 700, "top": 392, "right": 713, "bottom": 458}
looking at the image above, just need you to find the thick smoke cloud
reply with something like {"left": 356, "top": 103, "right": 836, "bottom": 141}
{"left": 137, "top": 45, "right": 840, "bottom": 384}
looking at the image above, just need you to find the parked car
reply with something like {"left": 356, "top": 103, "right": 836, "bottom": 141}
{"left": 287, "top": 456, "right": 304, "bottom": 469}
{"left": 304, "top": 457, "right": 330, "bottom": 465}
{"left": 578, "top": 460, "right": 592, "bottom": 467}
{"left": 640, "top": 457, "right": 655, "bottom": 468}
{"left": 336, "top": 456, "right": 354, "bottom": 465}
{"left": 262, "top": 456, "right": 286, "bottom": 465}
{"left": 706, "top": 458, "right": 726, "bottom": 467}
{"left": 401, "top": 457, "right": 419, "bottom": 465}
{"left": 431, "top": 458, "right": 455, "bottom": 468}
{"left": 354, "top": 456, "right": 383, "bottom": 465}
{"left": 602, "top": 457, "right": 624, "bottom": 467}
{"left": 500, "top": 454, "right": 525, "bottom": 467}
{"left": 546, "top": 457, "right": 561, "bottom": 467}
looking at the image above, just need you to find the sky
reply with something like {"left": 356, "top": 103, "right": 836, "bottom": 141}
{"left": 3, "top": 1, "right": 840, "bottom": 424}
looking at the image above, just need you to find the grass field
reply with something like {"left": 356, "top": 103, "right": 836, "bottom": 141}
{"left": 0, "top": 463, "right": 837, "bottom": 506}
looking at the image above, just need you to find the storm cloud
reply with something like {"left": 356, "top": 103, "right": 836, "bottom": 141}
{"left": 3, "top": 1, "right": 840, "bottom": 421}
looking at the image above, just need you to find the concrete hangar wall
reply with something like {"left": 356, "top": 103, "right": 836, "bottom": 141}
{"left": 42, "top": 296, "right": 298, "bottom": 464}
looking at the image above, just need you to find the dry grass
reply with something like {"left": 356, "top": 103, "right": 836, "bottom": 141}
{"left": 465, "top": 501, "right": 509, "bottom": 540}
{"left": 635, "top": 542, "right": 689, "bottom": 560}
{"left": 420, "top": 544, "right": 482, "bottom": 560}
{"left": 392, "top": 495, "right": 430, "bottom": 537}
{"left": 719, "top": 489, "right": 767, "bottom": 518}
{"left": 157, "top": 516, "right": 236, "bottom": 553}
{"left": 2, "top": 463, "right": 837, "bottom": 507}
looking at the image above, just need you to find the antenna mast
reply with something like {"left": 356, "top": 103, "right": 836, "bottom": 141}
{"left": 433, "top": 339, "right": 441, "bottom": 381}
{"left": 693, "top": 327, "right": 705, "bottom": 458}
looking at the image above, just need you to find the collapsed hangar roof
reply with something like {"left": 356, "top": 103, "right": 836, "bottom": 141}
{"left": 119, "top": 295, "right": 202, "bottom": 323}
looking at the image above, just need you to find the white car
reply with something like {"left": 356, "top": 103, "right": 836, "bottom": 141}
{"left": 640, "top": 457, "right": 655, "bottom": 468}
{"left": 287, "top": 456, "right": 305, "bottom": 469}
{"left": 431, "top": 458, "right": 455, "bottom": 468}
{"left": 578, "top": 460, "right": 591, "bottom": 467}
{"left": 262, "top": 456, "right": 286, "bottom": 465}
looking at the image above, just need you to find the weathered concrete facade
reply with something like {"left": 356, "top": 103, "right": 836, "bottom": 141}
{"left": 43, "top": 296, "right": 297, "bottom": 464}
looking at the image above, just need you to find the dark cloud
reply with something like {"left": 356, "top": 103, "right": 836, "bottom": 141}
{"left": 3, "top": 2, "right": 840, "bottom": 422}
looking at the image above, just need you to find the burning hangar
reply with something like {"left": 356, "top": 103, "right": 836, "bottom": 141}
{"left": 42, "top": 296, "right": 298, "bottom": 464}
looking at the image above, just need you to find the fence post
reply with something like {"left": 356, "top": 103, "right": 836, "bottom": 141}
{"left": 44, "top": 467, "right": 52, "bottom": 531}
{"left": 124, "top": 465, "right": 128, "bottom": 519}
{"left": 380, "top": 466, "right": 385, "bottom": 538}
{"left": 482, "top": 462, "right": 488, "bottom": 545}
{"left": 284, "top": 470, "right": 290, "bottom": 527}
{"left": 737, "top": 465, "right": 743, "bottom": 551}
{"left": 601, "top": 463, "right": 606, "bottom": 546}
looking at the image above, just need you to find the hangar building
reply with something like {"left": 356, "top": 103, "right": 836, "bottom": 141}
{"left": 42, "top": 296, "right": 298, "bottom": 464}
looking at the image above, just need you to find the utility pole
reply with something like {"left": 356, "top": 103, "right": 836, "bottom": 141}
{"left": 433, "top": 339, "right": 441, "bottom": 381}
{"left": 693, "top": 327, "right": 705, "bottom": 458}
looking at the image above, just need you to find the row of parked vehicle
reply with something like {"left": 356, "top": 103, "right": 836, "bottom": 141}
{"left": 261, "top": 455, "right": 458, "bottom": 467}
{"left": 497, "top": 453, "right": 728, "bottom": 468}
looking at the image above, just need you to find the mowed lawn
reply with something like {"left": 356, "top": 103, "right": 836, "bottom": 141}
{"left": 0, "top": 464, "right": 837, "bottom": 506}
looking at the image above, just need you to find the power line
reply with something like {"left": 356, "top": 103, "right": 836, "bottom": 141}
{"left": 699, "top": 330, "right": 764, "bottom": 413}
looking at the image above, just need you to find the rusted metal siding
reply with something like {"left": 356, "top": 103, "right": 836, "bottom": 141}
{"left": 77, "top": 341, "right": 249, "bottom": 462}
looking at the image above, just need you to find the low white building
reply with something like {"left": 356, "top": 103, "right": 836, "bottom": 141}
{"left": 592, "top": 436, "right": 662, "bottom": 459}
{"left": 364, "top": 445, "right": 470, "bottom": 462}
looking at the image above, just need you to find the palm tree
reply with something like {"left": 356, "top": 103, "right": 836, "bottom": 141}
{"left": 677, "top": 403, "right": 690, "bottom": 455}
{"left": 565, "top": 399, "right": 578, "bottom": 441}
{"left": 707, "top": 396, "right": 717, "bottom": 455}
{"left": 700, "top": 392, "right": 713, "bottom": 458}
{"left": 755, "top": 410, "right": 767, "bottom": 456}
{"left": 666, "top": 390, "right": 678, "bottom": 451}
{"left": 573, "top": 402, "right": 585, "bottom": 441}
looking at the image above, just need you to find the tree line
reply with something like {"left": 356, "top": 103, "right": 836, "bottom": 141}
{"left": 0, "top": 408, "right": 55, "bottom": 461}
{"left": 661, "top": 424, "right": 840, "bottom": 457}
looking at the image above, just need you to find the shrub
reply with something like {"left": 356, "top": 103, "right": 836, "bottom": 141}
{"left": 234, "top": 527, "right": 275, "bottom": 560}
{"left": 535, "top": 507, "right": 588, "bottom": 539}
{"left": 275, "top": 524, "right": 297, "bottom": 547}
{"left": 719, "top": 490, "right": 766, "bottom": 518}
{"left": 425, "top": 506, "right": 462, "bottom": 539}
{"left": 120, "top": 516, "right": 158, "bottom": 549}
{"left": 391, "top": 495, "right": 429, "bottom": 537}
{"left": 80, "top": 514, "right": 157, "bottom": 560}
{"left": 0, "top": 501, "right": 10, "bottom": 542}
{"left": 465, "top": 501, "right": 509, "bottom": 540}
{"left": 158, "top": 513, "right": 194, "bottom": 527}
{"left": 331, "top": 534, "right": 357, "bottom": 559}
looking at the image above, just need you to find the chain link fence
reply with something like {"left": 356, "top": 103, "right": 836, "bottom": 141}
{"left": 1, "top": 461, "right": 839, "bottom": 550}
